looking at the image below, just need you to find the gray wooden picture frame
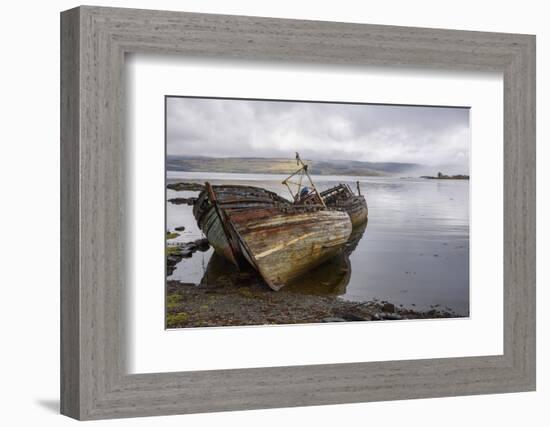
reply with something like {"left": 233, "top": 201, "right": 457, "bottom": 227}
{"left": 60, "top": 5, "right": 536, "bottom": 420}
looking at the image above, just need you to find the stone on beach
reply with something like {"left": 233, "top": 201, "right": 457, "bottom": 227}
{"left": 382, "top": 302, "right": 395, "bottom": 313}
{"left": 166, "top": 238, "right": 211, "bottom": 275}
{"left": 168, "top": 197, "right": 197, "bottom": 205}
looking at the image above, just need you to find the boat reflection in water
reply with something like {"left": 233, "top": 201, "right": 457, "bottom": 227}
{"left": 199, "top": 220, "right": 367, "bottom": 296}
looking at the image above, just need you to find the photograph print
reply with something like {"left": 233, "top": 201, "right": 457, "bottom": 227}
{"left": 165, "top": 96, "right": 470, "bottom": 328}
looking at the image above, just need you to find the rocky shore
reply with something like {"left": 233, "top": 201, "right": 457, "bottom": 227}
{"left": 166, "top": 278, "right": 459, "bottom": 328}
{"left": 166, "top": 238, "right": 210, "bottom": 276}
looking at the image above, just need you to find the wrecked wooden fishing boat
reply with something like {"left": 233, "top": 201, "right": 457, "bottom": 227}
{"left": 321, "top": 183, "right": 368, "bottom": 227}
{"left": 193, "top": 184, "right": 352, "bottom": 291}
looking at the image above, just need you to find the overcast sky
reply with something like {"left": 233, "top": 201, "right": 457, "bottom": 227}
{"left": 167, "top": 96, "right": 470, "bottom": 173}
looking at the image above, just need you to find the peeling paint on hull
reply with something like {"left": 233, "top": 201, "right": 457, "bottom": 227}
{"left": 345, "top": 196, "right": 369, "bottom": 227}
{"left": 193, "top": 184, "right": 352, "bottom": 290}
{"left": 321, "top": 184, "right": 369, "bottom": 227}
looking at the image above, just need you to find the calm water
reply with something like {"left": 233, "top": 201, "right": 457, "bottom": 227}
{"left": 167, "top": 171, "right": 470, "bottom": 316}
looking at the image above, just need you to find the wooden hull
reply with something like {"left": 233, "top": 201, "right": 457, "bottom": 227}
{"left": 343, "top": 196, "right": 369, "bottom": 227}
{"left": 193, "top": 184, "right": 352, "bottom": 290}
{"left": 321, "top": 184, "right": 368, "bottom": 227}
{"left": 200, "top": 206, "right": 238, "bottom": 265}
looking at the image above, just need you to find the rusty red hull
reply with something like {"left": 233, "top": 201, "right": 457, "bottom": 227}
{"left": 193, "top": 184, "right": 352, "bottom": 290}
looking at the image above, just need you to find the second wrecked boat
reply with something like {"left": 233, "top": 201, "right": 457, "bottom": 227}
{"left": 321, "top": 183, "right": 368, "bottom": 227}
{"left": 193, "top": 184, "right": 352, "bottom": 290}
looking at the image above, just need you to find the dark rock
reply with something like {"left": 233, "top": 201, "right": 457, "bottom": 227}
{"left": 166, "top": 239, "right": 210, "bottom": 274}
{"left": 168, "top": 197, "right": 197, "bottom": 205}
{"left": 340, "top": 313, "right": 367, "bottom": 321}
{"left": 175, "top": 226, "right": 186, "bottom": 231}
{"left": 180, "top": 249, "right": 193, "bottom": 258}
{"left": 194, "top": 238, "right": 210, "bottom": 251}
{"left": 382, "top": 303, "right": 395, "bottom": 313}
{"left": 167, "top": 182, "right": 204, "bottom": 192}
{"left": 182, "top": 239, "right": 205, "bottom": 251}
{"left": 377, "top": 312, "right": 403, "bottom": 320}
{"left": 166, "top": 258, "right": 180, "bottom": 276}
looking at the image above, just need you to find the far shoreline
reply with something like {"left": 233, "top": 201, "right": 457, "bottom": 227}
{"left": 420, "top": 172, "right": 469, "bottom": 180}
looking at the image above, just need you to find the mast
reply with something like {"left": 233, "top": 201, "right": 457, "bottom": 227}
{"left": 281, "top": 153, "right": 326, "bottom": 207}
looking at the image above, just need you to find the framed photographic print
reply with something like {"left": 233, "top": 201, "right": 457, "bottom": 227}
{"left": 61, "top": 6, "right": 536, "bottom": 420}
{"left": 164, "top": 96, "right": 471, "bottom": 328}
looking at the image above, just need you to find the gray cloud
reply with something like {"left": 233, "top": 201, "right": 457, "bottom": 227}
{"left": 167, "top": 97, "right": 470, "bottom": 173}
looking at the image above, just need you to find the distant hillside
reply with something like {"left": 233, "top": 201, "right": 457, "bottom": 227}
{"left": 166, "top": 156, "right": 419, "bottom": 177}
